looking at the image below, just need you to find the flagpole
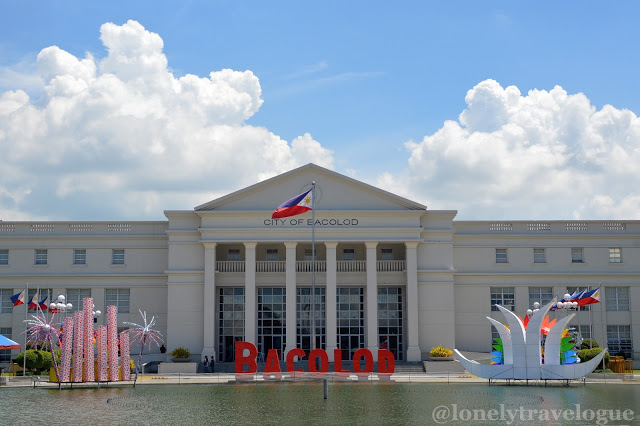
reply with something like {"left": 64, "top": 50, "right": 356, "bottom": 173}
{"left": 311, "top": 181, "right": 316, "bottom": 352}
{"left": 23, "top": 283, "right": 28, "bottom": 376}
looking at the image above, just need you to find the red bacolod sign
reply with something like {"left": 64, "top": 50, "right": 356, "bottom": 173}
{"left": 235, "top": 341, "right": 395, "bottom": 379}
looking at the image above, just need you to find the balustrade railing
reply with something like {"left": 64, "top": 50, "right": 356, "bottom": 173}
{"left": 376, "top": 260, "right": 405, "bottom": 272}
{"left": 217, "top": 259, "right": 404, "bottom": 273}
{"left": 296, "top": 260, "right": 327, "bottom": 272}
{"left": 216, "top": 261, "right": 245, "bottom": 273}
{"left": 256, "top": 261, "right": 286, "bottom": 272}
{"left": 337, "top": 260, "right": 366, "bottom": 272}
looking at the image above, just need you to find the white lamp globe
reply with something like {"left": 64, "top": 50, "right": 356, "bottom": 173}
{"left": 533, "top": 302, "right": 540, "bottom": 309}
{"left": 95, "top": 310, "right": 101, "bottom": 317}
{"left": 572, "top": 301, "right": 578, "bottom": 308}
{"left": 49, "top": 303, "right": 56, "bottom": 310}
{"left": 66, "top": 303, "right": 73, "bottom": 310}
{"left": 526, "top": 309, "right": 533, "bottom": 316}
{"left": 564, "top": 293, "right": 571, "bottom": 301}
{"left": 58, "top": 295, "right": 65, "bottom": 302}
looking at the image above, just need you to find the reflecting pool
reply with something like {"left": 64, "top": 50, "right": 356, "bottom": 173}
{"left": 1, "top": 382, "right": 638, "bottom": 425}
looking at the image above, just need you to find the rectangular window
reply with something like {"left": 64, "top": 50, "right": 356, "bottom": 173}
{"left": 377, "top": 287, "right": 404, "bottom": 361}
{"left": 228, "top": 249, "right": 240, "bottom": 261}
{"left": 73, "top": 249, "right": 86, "bottom": 265}
{"left": 571, "top": 248, "right": 584, "bottom": 263}
{"left": 35, "top": 249, "right": 48, "bottom": 265}
{"left": 304, "top": 248, "right": 316, "bottom": 261}
{"left": 297, "top": 287, "right": 326, "bottom": 354}
{"left": 533, "top": 248, "right": 546, "bottom": 264}
{"left": 490, "top": 287, "right": 515, "bottom": 311}
{"left": 609, "top": 248, "right": 622, "bottom": 263}
{"left": 342, "top": 248, "right": 355, "bottom": 261}
{"left": 606, "top": 287, "right": 630, "bottom": 312}
{"left": 266, "top": 249, "right": 279, "bottom": 261}
{"left": 528, "top": 287, "right": 553, "bottom": 309}
{"left": 0, "top": 249, "right": 8, "bottom": 265}
{"left": 1, "top": 289, "right": 13, "bottom": 313}
{"left": 218, "top": 287, "right": 245, "bottom": 362}
{"left": 112, "top": 249, "right": 125, "bottom": 265}
{"left": 105, "top": 288, "right": 130, "bottom": 313}
{"left": 0, "top": 327, "right": 12, "bottom": 362}
{"left": 495, "top": 248, "right": 508, "bottom": 264}
{"left": 607, "top": 325, "right": 633, "bottom": 359}
{"left": 66, "top": 289, "right": 92, "bottom": 312}
{"left": 380, "top": 248, "right": 393, "bottom": 261}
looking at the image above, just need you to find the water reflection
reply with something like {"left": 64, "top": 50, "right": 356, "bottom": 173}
{"left": 1, "top": 382, "right": 638, "bottom": 425}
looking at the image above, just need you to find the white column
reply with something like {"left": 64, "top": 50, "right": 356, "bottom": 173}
{"left": 285, "top": 242, "right": 297, "bottom": 358}
{"left": 366, "top": 241, "right": 378, "bottom": 361}
{"left": 203, "top": 243, "right": 217, "bottom": 360}
{"left": 325, "top": 242, "right": 338, "bottom": 361}
{"left": 405, "top": 242, "right": 421, "bottom": 361}
{"left": 244, "top": 242, "right": 257, "bottom": 345}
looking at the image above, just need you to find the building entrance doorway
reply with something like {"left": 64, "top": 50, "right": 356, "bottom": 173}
{"left": 258, "top": 287, "right": 286, "bottom": 360}
{"left": 378, "top": 287, "right": 404, "bottom": 361}
{"left": 336, "top": 287, "right": 364, "bottom": 360}
{"left": 218, "top": 287, "right": 245, "bottom": 362}
{"left": 296, "top": 287, "right": 326, "bottom": 357}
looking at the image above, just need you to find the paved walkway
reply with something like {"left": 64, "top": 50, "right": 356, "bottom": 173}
{"left": 2, "top": 371, "right": 637, "bottom": 389}
{"left": 2, "top": 352, "right": 637, "bottom": 388}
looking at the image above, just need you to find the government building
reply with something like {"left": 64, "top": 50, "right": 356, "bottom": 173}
{"left": 1, "top": 164, "right": 638, "bottom": 367}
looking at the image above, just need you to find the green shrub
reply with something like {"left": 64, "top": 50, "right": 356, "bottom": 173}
{"left": 39, "top": 352, "right": 53, "bottom": 371}
{"left": 578, "top": 347, "right": 609, "bottom": 367}
{"left": 15, "top": 349, "right": 52, "bottom": 372}
{"left": 579, "top": 339, "right": 600, "bottom": 350}
{"left": 16, "top": 350, "right": 40, "bottom": 370}
{"left": 170, "top": 347, "right": 190, "bottom": 358}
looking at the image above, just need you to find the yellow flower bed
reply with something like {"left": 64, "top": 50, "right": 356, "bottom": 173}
{"left": 429, "top": 346, "right": 453, "bottom": 357}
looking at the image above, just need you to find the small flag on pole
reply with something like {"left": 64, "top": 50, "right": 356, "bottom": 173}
{"left": 10, "top": 289, "right": 26, "bottom": 306}
{"left": 577, "top": 288, "right": 600, "bottom": 306}
{"left": 28, "top": 292, "right": 39, "bottom": 310}
{"left": 39, "top": 295, "right": 49, "bottom": 310}
{"left": 272, "top": 188, "right": 313, "bottom": 219}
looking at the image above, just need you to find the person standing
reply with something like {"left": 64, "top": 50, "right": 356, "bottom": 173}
{"left": 203, "top": 355, "right": 209, "bottom": 373}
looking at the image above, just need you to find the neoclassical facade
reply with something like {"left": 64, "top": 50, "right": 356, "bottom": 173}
{"left": 1, "top": 164, "right": 638, "bottom": 366}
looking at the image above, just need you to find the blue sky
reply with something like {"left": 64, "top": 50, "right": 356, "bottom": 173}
{"left": 1, "top": 1, "right": 639, "bottom": 220}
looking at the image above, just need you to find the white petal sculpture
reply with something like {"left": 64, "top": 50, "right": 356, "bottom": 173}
{"left": 455, "top": 300, "right": 608, "bottom": 380}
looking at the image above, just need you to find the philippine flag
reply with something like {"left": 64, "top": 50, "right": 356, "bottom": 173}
{"left": 28, "top": 292, "right": 39, "bottom": 310}
{"left": 272, "top": 188, "right": 313, "bottom": 219}
{"left": 577, "top": 288, "right": 601, "bottom": 306}
{"left": 39, "top": 295, "right": 49, "bottom": 310}
{"left": 10, "top": 289, "right": 25, "bottom": 306}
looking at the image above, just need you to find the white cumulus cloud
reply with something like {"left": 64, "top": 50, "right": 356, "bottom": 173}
{"left": 0, "top": 20, "right": 333, "bottom": 220}
{"left": 383, "top": 79, "right": 640, "bottom": 220}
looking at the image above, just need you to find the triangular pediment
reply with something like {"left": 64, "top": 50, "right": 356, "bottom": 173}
{"left": 194, "top": 164, "right": 426, "bottom": 212}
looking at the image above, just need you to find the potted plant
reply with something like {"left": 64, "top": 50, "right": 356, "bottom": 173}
{"left": 170, "top": 347, "right": 191, "bottom": 362}
{"left": 429, "top": 346, "right": 454, "bottom": 361}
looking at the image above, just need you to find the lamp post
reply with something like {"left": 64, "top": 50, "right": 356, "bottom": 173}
{"left": 49, "top": 295, "right": 73, "bottom": 317}
{"left": 92, "top": 307, "right": 102, "bottom": 323}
